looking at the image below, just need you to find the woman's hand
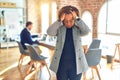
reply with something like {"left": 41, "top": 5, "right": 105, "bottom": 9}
{"left": 71, "top": 10, "right": 78, "bottom": 20}
{"left": 60, "top": 13, "right": 66, "bottom": 21}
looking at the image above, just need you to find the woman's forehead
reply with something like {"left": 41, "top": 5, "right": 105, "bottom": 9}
{"left": 64, "top": 14, "right": 73, "bottom": 20}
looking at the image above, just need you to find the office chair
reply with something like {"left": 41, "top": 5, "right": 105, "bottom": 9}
{"left": 17, "top": 41, "right": 30, "bottom": 68}
{"left": 83, "top": 39, "right": 102, "bottom": 80}
{"left": 84, "top": 39, "right": 102, "bottom": 80}
{"left": 85, "top": 48, "right": 102, "bottom": 80}
{"left": 26, "top": 45, "right": 51, "bottom": 80}
{"left": 89, "top": 38, "right": 101, "bottom": 49}
{"left": 89, "top": 38, "right": 102, "bottom": 68}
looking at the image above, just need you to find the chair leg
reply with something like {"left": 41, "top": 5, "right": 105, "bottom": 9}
{"left": 99, "top": 64, "right": 101, "bottom": 69}
{"left": 18, "top": 55, "right": 22, "bottom": 66}
{"left": 26, "top": 60, "right": 34, "bottom": 75}
{"left": 91, "top": 68, "right": 94, "bottom": 79}
{"left": 111, "top": 58, "right": 114, "bottom": 69}
{"left": 94, "top": 66, "right": 101, "bottom": 80}
{"left": 40, "top": 60, "right": 51, "bottom": 80}
{"left": 111, "top": 44, "right": 118, "bottom": 69}
{"left": 18, "top": 54, "right": 24, "bottom": 68}
{"left": 45, "top": 63, "right": 51, "bottom": 80}
{"left": 35, "top": 62, "right": 41, "bottom": 80}
{"left": 82, "top": 72, "right": 86, "bottom": 80}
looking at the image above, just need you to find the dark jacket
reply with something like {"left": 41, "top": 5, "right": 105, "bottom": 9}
{"left": 20, "top": 28, "right": 38, "bottom": 49}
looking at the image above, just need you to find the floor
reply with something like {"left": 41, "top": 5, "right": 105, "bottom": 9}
{"left": 0, "top": 46, "right": 120, "bottom": 80}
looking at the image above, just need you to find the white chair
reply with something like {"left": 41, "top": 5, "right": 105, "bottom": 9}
{"left": 89, "top": 39, "right": 101, "bottom": 49}
{"left": 26, "top": 45, "right": 51, "bottom": 80}
{"left": 89, "top": 39, "right": 101, "bottom": 68}
{"left": 85, "top": 48, "right": 102, "bottom": 80}
{"left": 17, "top": 41, "right": 30, "bottom": 68}
{"left": 83, "top": 39, "right": 102, "bottom": 80}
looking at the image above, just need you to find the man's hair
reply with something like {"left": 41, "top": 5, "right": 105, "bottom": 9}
{"left": 58, "top": 5, "right": 79, "bottom": 19}
{"left": 26, "top": 21, "right": 32, "bottom": 27}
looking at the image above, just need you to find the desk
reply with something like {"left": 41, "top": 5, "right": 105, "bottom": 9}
{"left": 113, "top": 43, "right": 120, "bottom": 61}
{"left": 39, "top": 41, "right": 55, "bottom": 61}
{"left": 111, "top": 43, "right": 120, "bottom": 69}
{"left": 39, "top": 41, "right": 55, "bottom": 50}
{"left": 39, "top": 41, "right": 88, "bottom": 61}
{"left": 39, "top": 41, "right": 88, "bottom": 53}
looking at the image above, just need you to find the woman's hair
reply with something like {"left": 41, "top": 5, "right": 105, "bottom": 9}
{"left": 58, "top": 5, "right": 79, "bottom": 19}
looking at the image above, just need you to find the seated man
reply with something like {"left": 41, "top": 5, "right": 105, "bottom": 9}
{"left": 20, "top": 21, "right": 39, "bottom": 50}
{"left": 20, "top": 21, "right": 39, "bottom": 70}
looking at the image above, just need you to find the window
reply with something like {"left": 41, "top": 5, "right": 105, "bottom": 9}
{"left": 41, "top": 3, "right": 49, "bottom": 34}
{"left": 41, "top": 1, "right": 57, "bottom": 34}
{"left": 82, "top": 11, "right": 92, "bottom": 45}
{"left": 98, "top": 0, "right": 120, "bottom": 35}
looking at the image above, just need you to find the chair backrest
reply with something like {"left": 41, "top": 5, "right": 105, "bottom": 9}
{"left": 85, "top": 49, "right": 101, "bottom": 66}
{"left": 17, "top": 41, "right": 27, "bottom": 54}
{"left": 89, "top": 39, "right": 101, "bottom": 49}
{"left": 26, "top": 45, "right": 46, "bottom": 61}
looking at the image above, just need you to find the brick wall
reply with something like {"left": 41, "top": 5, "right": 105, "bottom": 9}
{"left": 26, "top": 0, "right": 41, "bottom": 33}
{"left": 57, "top": 0, "right": 106, "bottom": 38}
{"left": 27, "top": 0, "right": 106, "bottom": 38}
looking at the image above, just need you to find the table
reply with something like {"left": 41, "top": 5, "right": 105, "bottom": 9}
{"left": 111, "top": 43, "right": 120, "bottom": 69}
{"left": 39, "top": 41, "right": 88, "bottom": 61}
{"left": 39, "top": 41, "right": 55, "bottom": 50}
{"left": 39, "top": 41, "right": 88, "bottom": 53}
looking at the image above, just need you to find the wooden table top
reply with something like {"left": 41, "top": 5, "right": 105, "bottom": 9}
{"left": 39, "top": 41, "right": 88, "bottom": 53}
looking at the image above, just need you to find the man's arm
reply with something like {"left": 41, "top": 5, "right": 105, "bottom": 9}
{"left": 24, "top": 30, "right": 39, "bottom": 44}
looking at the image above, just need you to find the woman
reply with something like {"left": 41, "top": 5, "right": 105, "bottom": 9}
{"left": 47, "top": 5, "right": 90, "bottom": 80}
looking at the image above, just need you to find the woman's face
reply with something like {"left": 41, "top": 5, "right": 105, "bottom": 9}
{"left": 63, "top": 14, "right": 75, "bottom": 28}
